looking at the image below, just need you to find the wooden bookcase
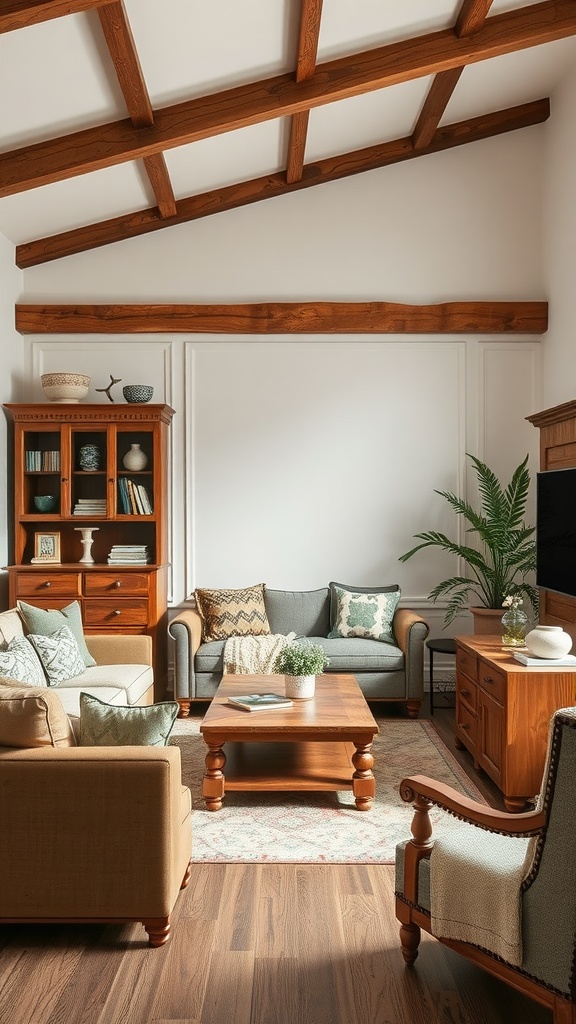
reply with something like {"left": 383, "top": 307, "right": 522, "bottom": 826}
{"left": 527, "top": 399, "right": 576, "bottom": 645}
{"left": 3, "top": 403, "right": 175, "bottom": 698}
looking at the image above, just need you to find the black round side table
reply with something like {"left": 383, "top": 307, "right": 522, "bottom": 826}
{"left": 426, "top": 638, "right": 457, "bottom": 714}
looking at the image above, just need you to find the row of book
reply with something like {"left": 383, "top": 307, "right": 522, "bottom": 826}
{"left": 73, "top": 498, "right": 107, "bottom": 515}
{"left": 107, "top": 545, "right": 151, "bottom": 565}
{"left": 26, "top": 450, "right": 60, "bottom": 472}
{"left": 118, "top": 477, "right": 153, "bottom": 515}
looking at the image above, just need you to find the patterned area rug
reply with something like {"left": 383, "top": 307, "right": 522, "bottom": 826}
{"left": 170, "top": 716, "right": 485, "bottom": 864}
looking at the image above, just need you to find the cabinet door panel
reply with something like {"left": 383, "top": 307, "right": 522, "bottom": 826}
{"left": 478, "top": 690, "right": 504, "bottom": 785}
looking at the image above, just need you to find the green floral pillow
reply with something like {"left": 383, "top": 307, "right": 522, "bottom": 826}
{"left": 79, "top": 693, "right": 179, "bottom": 746}
{"left": 328, "top": 585, "right": 401, "bottom": 643}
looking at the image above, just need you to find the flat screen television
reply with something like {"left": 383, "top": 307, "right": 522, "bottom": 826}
{"left": 536, "top": 468, "right": 576, "bottom": 599}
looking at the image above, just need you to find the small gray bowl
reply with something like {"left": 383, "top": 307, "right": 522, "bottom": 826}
{"left": 34, "top": 495, "right": 57, "bottom": 512}
{"left": 123, "top": 385, "right": 154, "bottom": 403}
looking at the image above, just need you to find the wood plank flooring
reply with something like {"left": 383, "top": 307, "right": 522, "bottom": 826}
{"left": 0, "top": 701, "right": 552, "bottom": 1024}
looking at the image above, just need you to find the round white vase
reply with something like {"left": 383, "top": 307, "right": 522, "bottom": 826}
{"left": 122, "top": 443, "right": 148, "bottom": 471}
{"left": 524, "top": 624, "right": 573, "bottom": 659}
{"left": 285, "top": 674, "right": 316, "bottom": 700}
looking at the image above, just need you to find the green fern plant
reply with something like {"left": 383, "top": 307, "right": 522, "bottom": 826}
{"left": 399, "top": 453, "right": 538, "bottom": 625}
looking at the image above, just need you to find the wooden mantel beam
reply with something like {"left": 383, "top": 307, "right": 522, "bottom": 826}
{"left": 15, "top": 301, "right": 549, "bottom": 335}
{"left": 1, "top": 0, "right": 574, "bottom": 198}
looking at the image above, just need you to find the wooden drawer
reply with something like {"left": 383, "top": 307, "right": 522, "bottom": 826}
{"left": 84, "top": 599, "right": 149, "bottom": 628}
{"left": 478, "top": 661, "right": 506, "bottom": 704}
{"left": 84, "top": 573, "right": 150, "bottom": 597}
{"left": 457, "top": 674, "right": 478, "bottom": 714}
{"left": 456, "top": 702, "right": 477, "bottom": 748}
{"left": 457, "top": 646, "right": 478, "bottom": 682}
{"left": 15, "top": 573, "right": 81, "bottom": 598}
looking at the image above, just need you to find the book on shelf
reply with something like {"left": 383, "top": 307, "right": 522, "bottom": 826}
{"left": 119, "top": 477, "right": 153, "bottom": 515}
{"left": 226, "top": 693, "right": 294, "bottom": 712}
{"left": 107, "top": 544, "right": 151, "bottom": 565}
{"left": 513, "top": 652, "right": 576, "bottom": 667}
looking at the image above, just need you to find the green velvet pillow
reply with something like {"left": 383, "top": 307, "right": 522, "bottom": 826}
{"left": 78, "top": 692, "right": 179, "bottom": 746}
{"left": 18, "top": 600, "right": 97, "bottom": 668}
{"left": 328, "top": 584, "right": 401, "bottom": 643}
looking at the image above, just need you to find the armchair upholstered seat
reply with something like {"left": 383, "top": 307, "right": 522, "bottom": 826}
{"left": 395, "top": 707, "right": 576, "bottom": 1024}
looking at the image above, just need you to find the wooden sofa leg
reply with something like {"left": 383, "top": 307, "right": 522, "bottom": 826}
{"left": 406, "top": 700, "right": 421, "bottom": 719}
{"left": 176, "top": 699, "right": 191, "bottom": 719}
{"left": 144, "top": 917, "right": 171, "bottom": 947}
{"left": 399, "top": 921, "right": 421, "bottom": 965}
{"left": 181, "top": 861, "right": 192, "bottom": 890}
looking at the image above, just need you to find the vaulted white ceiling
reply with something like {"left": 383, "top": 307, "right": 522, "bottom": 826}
{"left": 1, "top": 0, "right": 575, "bottom": 262}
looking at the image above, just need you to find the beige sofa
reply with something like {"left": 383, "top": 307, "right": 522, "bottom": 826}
{"left": 0, "top": 608, "right": 192, "bottom": 946}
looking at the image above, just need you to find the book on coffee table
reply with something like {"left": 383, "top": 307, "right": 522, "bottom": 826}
{"left": 227, "top": 693, "right": 293, "bottom": 712}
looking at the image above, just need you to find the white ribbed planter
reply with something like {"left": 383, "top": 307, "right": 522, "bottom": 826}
{"left": 525, "top": 625, "right": 573, "bottom": 659}
{"left": 284, "top": 674, "right": 316, "bottom": 700}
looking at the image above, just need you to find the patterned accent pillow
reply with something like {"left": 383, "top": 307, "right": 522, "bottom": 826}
{"left": 18, "top": 599, "right": 97, "bottom": 667}
{"left": 28, "top": 625, "right": 86, "bottom": 685}
{"left": 194, "top": 583, "right": 271, "bottom": 642}
{"left": 78, "top": 693, "right": 179, "bottom": 746}
{"left": 0, "top": 635, "right": 47, "bottom": 686}
{"left": 328, "top": 585, "right": 401, "bottom": 643}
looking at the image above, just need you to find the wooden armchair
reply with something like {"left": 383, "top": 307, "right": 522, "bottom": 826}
{"left": 395, "top": 707, "right": 576, "bottom": 1024}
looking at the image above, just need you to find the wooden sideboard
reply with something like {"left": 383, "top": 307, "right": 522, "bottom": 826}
{"left": 455, "top": 634, "right": 576, "bottom": 811}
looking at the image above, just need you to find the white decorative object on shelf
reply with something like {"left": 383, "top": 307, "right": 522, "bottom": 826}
{"left": 284, "top": 674, "right": 316, "bottom": 700}
{"left": 122, "top": 443, "right": 148, "bottom": 470}
{"left": 524, "top": 624, "right": 573, "bottom": 660}
{"left": 41, "top": 373, "right": 90, "bottom": 403}
{"left": 74, "top": 526, "right": 99, "bottom": 564}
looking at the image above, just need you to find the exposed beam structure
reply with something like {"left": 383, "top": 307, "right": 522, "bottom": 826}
{"left": 15, "top": 301, "right": 548, "bottom": 335}
{"left": 286, "top": 0, "right": 323, "bottom": 184}
{"left": 15, "top": 100, "right": 550, "bottom": 267}
{"left": 97, "top": 1, "right": 176, "bottom": 217}
{"left": 1, "top": 0, "right": 574, "bottom": 199}
{"left": 0, "top": 0, "right": 114, "bottom": 33}
{"left": 412, "top": 0, "right": 494, "bottom": 151}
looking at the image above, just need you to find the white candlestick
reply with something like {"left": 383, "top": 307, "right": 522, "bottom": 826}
{"left": 74, "top": 527, "right": 99, "bottom": 564}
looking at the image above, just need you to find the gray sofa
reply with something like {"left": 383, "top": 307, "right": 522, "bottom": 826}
{"left": 168, "top": 586, "right": 429, "bottom": 718}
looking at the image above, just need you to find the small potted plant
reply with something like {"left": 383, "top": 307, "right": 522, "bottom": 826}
{"left": 273, "top": 640, "right": 329, "bottom": 699}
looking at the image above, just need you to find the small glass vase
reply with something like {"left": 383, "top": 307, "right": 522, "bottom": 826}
{"left": 501, "top": 606, "right": 528, "bottom": 647}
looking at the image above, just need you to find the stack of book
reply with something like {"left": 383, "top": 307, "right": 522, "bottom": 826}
{"left": 107, "top": 544, "right": 151, "bottom": 565}
{"left": 26, "top": 450, "right": 61, "bottom": 471}
{"left": 73, "top": 497, "right": 107, "bottom": 515}
{"left": 118, "top": 478, "right": 153, "bottom": 515}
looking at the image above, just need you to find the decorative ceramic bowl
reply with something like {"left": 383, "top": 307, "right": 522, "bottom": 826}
{"left": 41, "top": 372, "right": 90, "bottom": 403}
{"left": 33, "top": 495, "right": 57, "bottom": 512}
{"left": 123, "top": 385, "right": 154, "bottom": 403}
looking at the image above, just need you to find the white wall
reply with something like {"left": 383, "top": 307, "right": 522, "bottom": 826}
{"left": 0, "top": 230, "right": 24, "bottom": 604}
{"left": 18, "top": 127, "right": 544, "bottom": 647}
{"left": 542, "top": 63, "right": 576, "bottom": 408}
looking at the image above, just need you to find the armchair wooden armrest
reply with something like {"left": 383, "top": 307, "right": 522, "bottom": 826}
{"left": 399, "top": 774, "right": 547, "bottom": 836}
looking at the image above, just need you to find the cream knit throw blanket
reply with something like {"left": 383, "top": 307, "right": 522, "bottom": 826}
{"left": 429, "top": 816, "right": 535, "bottom": 966}
{"left": 223, "top": 632, "right": 296, "bottom": 675}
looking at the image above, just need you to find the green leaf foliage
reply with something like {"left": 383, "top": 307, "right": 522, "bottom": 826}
{"left": 399, "top": 454, "right": 537, "bottom": 625}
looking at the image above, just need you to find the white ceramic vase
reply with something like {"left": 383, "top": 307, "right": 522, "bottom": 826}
{"left": 122, "top": 443, "right": 148, "bottom": 471}
{"left": 524, "top": 624, "right": 573, "bottom": 659}
{"left": 285, "top": 674, "right": 316, "bottom": 700}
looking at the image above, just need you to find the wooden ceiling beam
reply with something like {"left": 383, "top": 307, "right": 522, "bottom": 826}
{"left": 286, "top": 0, "right": 323, "bottom": 184}
{"left": 15, "top": 99, "right": 550, "bottom": 268}
{"left": 97, "top": 0, "right": 176, "bottom": 217}
{"left": 413, "top": 0, "right": 494, "bottom": 151}
{"left": 0, "top": 0, "right": 114, "bottom": 33}
{"left": 1, "top": 0, "right": 573, "bottom": 198}
{"left": 14, "top": 301, "right": 548, "bottom": 335}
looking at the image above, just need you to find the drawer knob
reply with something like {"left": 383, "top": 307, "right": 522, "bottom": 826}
{"left": 461, "top": 688, "right": 471, "bottom": 697}
{"left": 461, "top": 723, "right": 470, "bottom": 731}
{"left": 114, "top": 581, "right": 122, "bottom": 588}
{"left": 113, "top": 609, "right": 121, "bottom": 616}
{"left": 44, "top": 581, "right": 51, "bottom": 588}
{"left": 485, "top": 676, "right": 494, "bottom": 685}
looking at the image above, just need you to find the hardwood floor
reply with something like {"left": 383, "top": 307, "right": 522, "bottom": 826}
{"left": 0, "top": 700, "right": 551, "bottom": 1024}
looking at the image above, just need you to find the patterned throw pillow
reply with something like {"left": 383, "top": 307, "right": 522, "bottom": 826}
{"left": 18, "top": 599, "right": 97, "bottom": 667}
{"left": 194, "top": 583, "right": 271, "bottom": 642}
{"left": 0, "top": 635, "right": 47, "bottom": 686}
{"left": 78, "top": 693, "right": 179, "bottom": 746}
{"left": 28, "top": 625, "right": 86, "bottom": 685}
{"left": 328, "top": 585, "right": 401, "bottom": 643}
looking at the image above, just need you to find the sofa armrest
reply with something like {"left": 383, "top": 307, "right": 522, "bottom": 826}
{"left": 0, "top": 745, "right": 191, "bottom": 921}
{"left": 168, "top": 608, "right": 203, "bottom": 700}
{"left": 85, "top": 633, "right": 153, "bottom": 666}
{"left": 393, "top": 609, "right": 430, "bottom": 700}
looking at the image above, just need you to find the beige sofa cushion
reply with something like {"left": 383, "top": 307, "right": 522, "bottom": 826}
{"left": 0, "top": 684, "right": 76, "bottom": 748}
{"left": 53, "top": 663, "right": 153, "bottom": 703}
{"left": 0, "top": 609, "right": 27, "bottom": 645}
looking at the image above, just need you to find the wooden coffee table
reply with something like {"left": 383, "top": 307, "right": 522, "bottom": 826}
{"left": 200, "top": 673, "right": 379, "bottom": 811}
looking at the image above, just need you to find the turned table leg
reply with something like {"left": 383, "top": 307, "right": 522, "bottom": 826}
{"left": 352, "top": 741, "right": 375, "bottom": 811}
{"left": 203, "top": 742, "right": 226, "bottom": 810}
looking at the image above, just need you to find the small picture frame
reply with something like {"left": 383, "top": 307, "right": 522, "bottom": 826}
{"left": 32, "top": 531, "right": 61, "bottom": 563}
